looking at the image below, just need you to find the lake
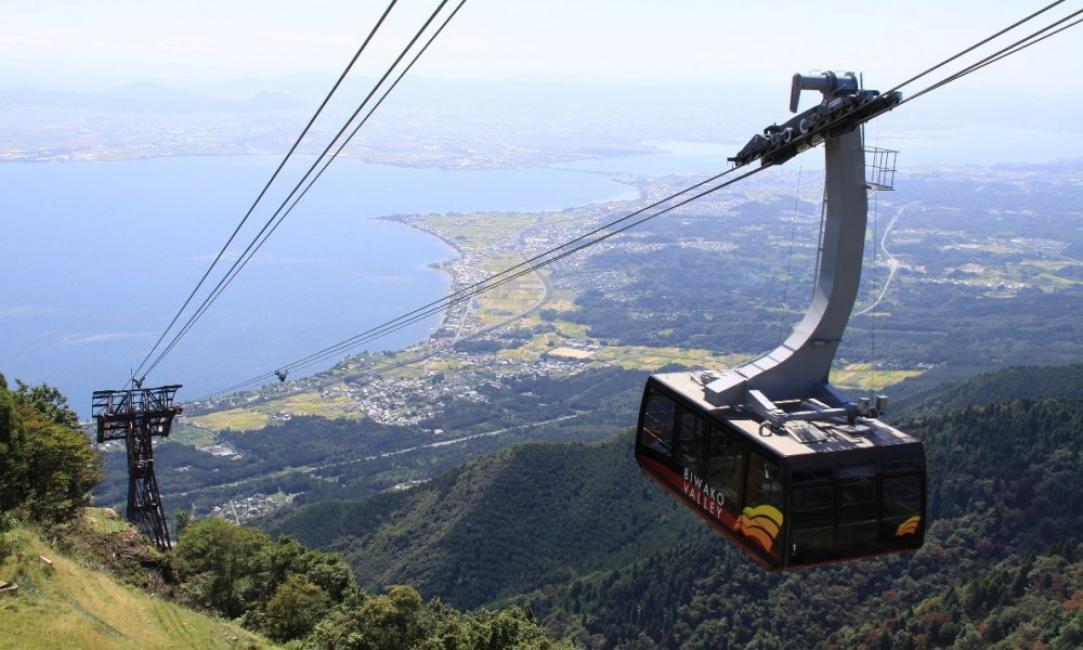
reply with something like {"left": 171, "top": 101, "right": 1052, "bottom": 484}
{"left": 0, "top": 155, "right": 635, "bottom": 414}
{"left": 4, "top": 131, "right": 1076, "bottom": 417}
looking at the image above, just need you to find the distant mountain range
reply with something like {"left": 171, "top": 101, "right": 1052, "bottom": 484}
{"left": 0, "top": 83, "right": 308, "bottom": 112}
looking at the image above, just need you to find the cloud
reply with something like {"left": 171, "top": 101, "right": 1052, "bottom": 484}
{"left": 0, "top": 305, "right": 62, "bottom": 318}
{"left": 60, "top": 331, "right": 150, "bottom": 346}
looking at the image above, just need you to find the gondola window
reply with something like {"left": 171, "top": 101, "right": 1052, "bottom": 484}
{"left": 674, "top": 410, "right": 707, "bottom": 475}
{"left": 837, "top": 463, "right": 879, "bottom": 553}
{"left": 705, "top": 428, "right": 746, "bottom": 516}
{"left": 641, "top": 390, "right": 676, "bottom": 456}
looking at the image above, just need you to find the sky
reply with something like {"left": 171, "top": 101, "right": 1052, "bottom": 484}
{"left": 2, "top": 0, "right": 1080, "bottom": 93}
{"left": 1, "top": 0, "right": 1081, "bottom": 163}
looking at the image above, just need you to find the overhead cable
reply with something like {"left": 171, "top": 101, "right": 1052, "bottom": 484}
{"left": 203, "top": 163, "right": 772, "bottom": 398}
{"left": 200, "top": 0, "right": 1083, "bottom": 398}
{"left": 141, "top": 0, "right": 463, "bottom": 380}
{"left": 883, "top": 0, "right": 1067, "bottom": 95}
{"left": 896, "top": 7, "right": 1083, "bottom": 108}
{"left": 129, "top": 0, "right": 400, "bottom": 385}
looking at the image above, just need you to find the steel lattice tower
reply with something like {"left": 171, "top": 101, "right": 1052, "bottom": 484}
{"left": 91, "top": 385, "right": 181, "bottom": 550}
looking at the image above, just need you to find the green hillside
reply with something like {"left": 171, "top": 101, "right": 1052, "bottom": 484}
{"left": 831, "top": 552, "right": 1083, "bottom": 649}
{"left": 527, "top": 395, "right": 1083, "bottom": 648}
{"left": 0, "top": 511, "right": 571, "bottom": 650}
{"left": 1, "top": 373, "right": 570, "bottom": 649}
{"left": 266, "top": 366, "right": 1083, "bottom": 648}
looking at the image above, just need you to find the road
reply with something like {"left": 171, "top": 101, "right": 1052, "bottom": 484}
{"left": 177, "top": 411, "right": 584, "bottom": 498}
{"left": 856, "top": 202, "right": 919, "bottom": 317}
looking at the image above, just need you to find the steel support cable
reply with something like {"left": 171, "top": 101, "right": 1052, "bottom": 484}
{"left": 203, "top": 163, "right": 774, "bottom": 398}
{"left": 129, "top": 0, "right": 399, "bottom": 385}
{"left": 141, "top": 0, "right": 456, "bottom": 380}
{"left": 201, "top": 2, "right": 1083, "bottom": 399}
{"left": 201, "top": 39, "right": 1021, "bottom": 399}
{"left": 777, "top": 156, "right": 803, "bottom": 346}
{"left": 144, "top": 0, "right": 453, "bottom": 379}
{"left": 199, "top": 163, "right": 751, "bottom": 390}
{"left": 896, "top": 8, "right": 1083, "bottom": 109}
{"left": 883, "top": 0, "right": 1067, "bottom": 95}
{"left": 228, "top": 167, "right": 749, "bottom": 381}
{"left": 213, "top": 162, "right": 762, "bottom": 387}
{"left": 145, "top": 0, "right": 470, "bottom": 380}
{"left": 206, "top": 164, "right": 752, "bottom": 395}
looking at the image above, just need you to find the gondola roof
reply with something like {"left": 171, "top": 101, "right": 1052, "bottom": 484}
{"left": 649, "top": 371, "right": 919, "bottom": 459}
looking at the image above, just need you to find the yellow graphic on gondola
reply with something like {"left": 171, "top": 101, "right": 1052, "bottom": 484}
{"left": 735, "top": 504, "right": 784, "bottom": 552}
{"left": 895, "top": 515, "right": 921, "bottom": 537}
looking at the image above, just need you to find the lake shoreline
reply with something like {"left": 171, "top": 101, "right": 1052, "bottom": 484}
{"left": 1, "top": 154, "right": 639, "bottom": 408}
{"left": 376, "top": 214, "right": 465, "bottom": 337}
{"left": 0, "top": 146, "right": 663, "bottom": 172}
{"left": 373, "top": 170, "right": 643, "bottom": 344}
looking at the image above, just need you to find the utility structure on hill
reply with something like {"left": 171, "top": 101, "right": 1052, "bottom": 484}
{"left": 91, "top": 385, "right": 182, "bottom": 550}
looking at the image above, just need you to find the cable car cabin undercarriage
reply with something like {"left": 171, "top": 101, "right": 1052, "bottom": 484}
{"left": 635, "top": 72, "right": 924, "bottom": 570}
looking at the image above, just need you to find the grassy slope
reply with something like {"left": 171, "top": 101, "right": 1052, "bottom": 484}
{"left": 0, "top": 524, "right": 274, "bottom": 650}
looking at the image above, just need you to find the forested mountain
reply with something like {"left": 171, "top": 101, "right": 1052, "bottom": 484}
{"left": 266, "top": 437, "right": 699, "bottom": 610}
{"left": 832, "top": 552, "right": 1083, "bottom": 649}
{"left": 889, "top": 362, "right": 1083, "bottom": 416}
{"left": 11, "top": 363, "right": 1082, "bottom": 647}
{"left": 265, "top": 365, "right": 1083, "bottom": 648}
{"left": 528, "top": 395, "right": 1083, "bottom": 648}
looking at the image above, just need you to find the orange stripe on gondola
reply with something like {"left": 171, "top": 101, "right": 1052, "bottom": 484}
{"left": 741, "top": 527, "right": 775, "bottom": 551}
{"left": 636, "top": 454, "right": 778, "bottom": 569}
{"left": 895, "top": 515, "right": 921, "bottom": 537}
{"left": 736, "top": 504, "right": 784, "bottom": 549}
{"left": 744, "top": 516, "right": 780, "bottom": 539}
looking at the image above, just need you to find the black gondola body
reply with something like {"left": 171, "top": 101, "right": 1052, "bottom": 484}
{"left": 636, "top": 72, "right": 924, "bottom": 569}
{"left": 635, "top": 375, "right": 925, "bottom": 570}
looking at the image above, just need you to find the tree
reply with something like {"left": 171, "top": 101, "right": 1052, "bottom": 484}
{"left": 20, "top": 415, "right": 103, "bottom": 524}
{"left": 174, "top": 518, "right": 275, "bottom": 618}
{"left": 465, "top": 607, "right": 565, "bottom": 650}
{"left": 0, "top": 510, "right": 16, "bottom": 561}
{"left": 12, "top": 379, "right": 80, "bottom": 429}
{"left": 264, "top": 576, "right": 331, "bottom": 642}
{"left": 0, "top": 373, "right": 101, "bottom": 525}
{"left": 307, "top": 586, "right": 573, "bottom": 650}
{"left": 0, "top": 374, "right": 29, "bottom": 513}
{"left": 175, "top": 511, "right": 191, "bottom": 539}
{"left": 173, "top": 517, "right": 357, "bottom": 636}
{"left": 297, "top": 548, "right": 356, "bottom": 602}
{"left": 309, "top": 586, "right": 425, "bottom": 650}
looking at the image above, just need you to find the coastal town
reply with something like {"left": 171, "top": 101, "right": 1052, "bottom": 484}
{"left": 182, "top": 180, "right": 637, "bottom": 425}
{"left": 179, "top": 167, "right": 862, "bottom": 436}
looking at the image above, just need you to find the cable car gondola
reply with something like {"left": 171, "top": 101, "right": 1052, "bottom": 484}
{"left": 635, "top": 72, "right": 925, "bottom": 570}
